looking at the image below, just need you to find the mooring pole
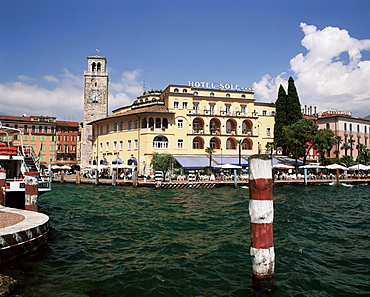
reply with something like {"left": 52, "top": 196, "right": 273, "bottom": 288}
{"left": 0, "top": 170, "right": 6, "bottom": 206}
{"left": 25, "top": 172, "right": 39, "bottom": 212}
{"left": 248, "top": 154, "right": 275, "bottom": 279}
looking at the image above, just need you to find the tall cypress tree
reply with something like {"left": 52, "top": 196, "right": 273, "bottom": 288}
{"left": 286, "top": 76, "right": 302, "bottom": 125}
{"left": 274, "top": 84, "right": 288, "bottom": 148}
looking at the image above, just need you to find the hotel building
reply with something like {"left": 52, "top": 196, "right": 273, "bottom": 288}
{"left": 86, "top": 76, "right": 276, "bottom": 174}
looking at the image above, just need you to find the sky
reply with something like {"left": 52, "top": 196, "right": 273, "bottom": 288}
{"left": 1, "top": 0, "right": 370, "bottom": 122}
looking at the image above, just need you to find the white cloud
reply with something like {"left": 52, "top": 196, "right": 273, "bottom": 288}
{"left": 109, "top": 69, "right": 143, "bottom": 111}
{"left": 0, "top": 68, "right": 143, "bottom": 121}
{"left": 254, "top": 23, "right": 370, "bottom": 118}
{"left": 43, "top": 75, "right": 59, "bottom": 83}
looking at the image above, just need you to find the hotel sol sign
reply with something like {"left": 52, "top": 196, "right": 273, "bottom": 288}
{"left": 188, "top": 81, "right": 254, "bottom": 92}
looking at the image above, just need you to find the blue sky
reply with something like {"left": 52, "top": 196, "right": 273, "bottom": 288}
{"left": 1, "top": 0, "right": 370, "bottom": 121}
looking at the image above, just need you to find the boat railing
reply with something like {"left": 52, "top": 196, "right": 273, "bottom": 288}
{"left": 21, "top": 146, "right": 42, "bottom": 173}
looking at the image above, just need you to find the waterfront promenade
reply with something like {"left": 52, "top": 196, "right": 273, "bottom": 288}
{"left": 54, "top": 174, "right": 370, "bottom": 187}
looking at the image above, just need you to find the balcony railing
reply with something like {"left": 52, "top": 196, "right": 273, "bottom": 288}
{"left": 153, "top": 141, "right": 169, "bottom": 149}
{"left": 188, "top": 110, "right": 255, "bottom": 117}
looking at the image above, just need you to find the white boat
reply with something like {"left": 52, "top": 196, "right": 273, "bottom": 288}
{"left": 0, "top": 123, "right": 51, "bottom": 208}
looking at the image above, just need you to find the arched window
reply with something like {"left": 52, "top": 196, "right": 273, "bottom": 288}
{"left": 192, "top": 137, "right": 204, "bottom": 149}
{"left": 226, "top": 93, "right": 230, "bottom": 98}
{"left": 32, "top": 126, "right": 35, "bottom": 133}
{"left": 24, "top": 125, "right": 28, "bottom": 133}
{"left": 114, "top": 122, "right": 118, "bottom": 132}
{"left": 39, "top": 126, "right": 42, "bottom": 133}
{"left": 92, "top": 62, "right": 96, "bottom": 71}
{"left": 242, "top": 138, "right": 252, "bottom": 150}
{"left": 242, "top": 120, "right": 253, "bottom": 135}
{"left": 241, "top": 94, "right": 246, "bottom": 98}
{"left": 194, "top": 91, "right": 198, "bottom": 96}
{"left": 141, "top": 118, "right": 147, "bottom": 128}
{"left": 51, "top": 127, "right": 54, "bottom": 134}
{"left": 153, "top": 135, "right": 169, "bottom": 149}
{"left": 326, "top": 123, "right": 330, "bottom": 129}
{"left": 97, "top": 62, "right": 101, "bottom": 72}
{"left": 134, "top": 119, "right": 138, "bottom": 129}
{"left": 128, "top": 120, "right": 132, "bottom": 130}
{"left": 210, "top": 92, "right": 215, "bottom": 97}
{"left": 174, "top": 88, "right": 179, "bottom": 92}
{"left": 226, "top": 138, "right": 236, "bottom": 150}
{"left": 183, "top": 89, "right": 187, "bottom": 93}
{"left": 149, "top": 117, "right": 154, "bottom": 128}
{"left": 155, "top": 118, "right": 161, "bottom": 128}
{"left": 162, "top": 118, "right": 168, "bottom": 128}
{"left": 210, "top": 137, "right": 221, "bottom": 149}
{"left": 174, "top": 99, "right": 179, "bottom": 109}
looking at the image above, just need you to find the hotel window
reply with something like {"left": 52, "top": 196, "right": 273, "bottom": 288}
{"left": 64, "top": 145, "right": 68, "bottom": 153}
{"left": 193, "top": 103, "right": 199, "bottom": 113}
{"left": 23, "top": 135, "right": 28, "bottom": 141}
{"left": 128, "top": 120, "right": 132, "bottom": 130}
{"left": 174, "top": 88, "right": 179, "bottom": 92}
{"left": 174, "top": 99, "right": 179, "bottom": 109}
{"left": 225, "top": 105, "right": 231, "bottom": 115}
{"left": 210, "top": 92, "right": 214, "bottom": 97}
{"left": 31, "top": 135, "right": 36, "bottom": 141}
{"left": 106, "top": 124, "right": 110, "bottom": 134}
{"left": 134, "top": 139, "right": 138, "bottom": 149}
{"left": 134, "top": 119, "right": 138, "bottom": 129}
{"left": 182, "top": 100, "right": 188, "bottom": 110}
{"left": 64, "top": 135, "right": 68, "bottom": 141}
{"left": 14, "top": 124, "right": 18, "bottom": 129}
{"left": 209, "top": 104, "right": 215, "bottom": 115}
{"left": 178, "top": 139, "right": 184, "bottom": 148}
{"left": 194, "top": 91, "right": 198, "bottom": 96}
{"left": 120, "top": 121, "right": 123, "bottom": 131}
{"left": 241, "top": 94, "right": 246, "bottom": 98}
{"left": 344, "top": 123, "right": 347, "bottom": 131}
{"left": 106, "top": 142, "right": 109, "bottom": 152}
{"left": 41, "top": 136, "right": 45, "bottom": 141}
{"left": 50, "top": 145, "right": 55, "bottom": 152}
{"left": 32, "top": 126, "right": 35, "bottom": 133}
{"left": 226, "top": 93, "right": 230, "bottom": 98}
{"left": 178, "top": 119, "right": 183, "bottom": 129}
{"left": 114, "top": 122, "right": 118, "bottom": 132}
{"left": 51, "top": 127, "right": 54, "bottom": 133}
{"left": 99, "top": 143, "right": 102, "bottom": 152}
{"left": 39, "top": 126, "right": 42, "bottom": 133}
{"left": 240, "top": 106, "right": 246, "bottom": 114}
{"left": 266, "top": 127, "right": 271, "bottom": 137}
{"left": 128, "top": 140, "right": 132, "bottom": 150}
{"left": 155, "top": 118, "right": 161, "bottom": 128}
{"left": 44, "top": 126, "right": 48, "bottom": 133}
{"left": 262, "top": 110, "right": 267, "bottom": 116}
{"left": 193, "top": 139, "right": 200, "bottom": 149}
{"left": 100, "top": 125, "right": 103, "bottom": 135}
{"left": 183, "top": 89, "right": 187, "bottom": 93}
{"left": 119, "top": 141, "right": 123, "bottom": 150}
{"left": 113, "top": 141, "right": 117, "bottom": 151}
{"left": 326, "top": 123, "right": 330, "bottom": 129}
{"left": 24, "top": 125, "right": 28, "bottom": 133}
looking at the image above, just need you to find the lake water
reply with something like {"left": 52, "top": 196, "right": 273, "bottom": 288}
{"left": 2, "top": 183, "right": 370, "bottom": 296}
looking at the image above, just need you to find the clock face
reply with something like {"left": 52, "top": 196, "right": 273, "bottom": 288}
{"left": 88, "top": 90, "right": 102, "bottom": 103}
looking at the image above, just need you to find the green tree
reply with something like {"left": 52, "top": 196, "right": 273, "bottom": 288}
{"left": 340, "top": 155, "right": 355, "bottom": 167}
{"left": 314, "top": 129, "right": 337, "bottom": 165}
{"left": 341, "top": 142, "right": 350, "bottom": 156}
{"left": 273, "top": 85, "right": 288, "bottom": 149}
{"left": 151, "top": 152, "right": 175, "bottom": 181}
{"left": 205, "top": 147, "right": 216, "bottom": 172}
{"left": 348, "top": 138, "right": 355, "bottom": 157}
{"left": 334, "top": 136, "right": 342, "bottom": 158}
{"left": 356, "top": 143, "right": 369, "bottom": 165}
{"left": 282, "top": 119, "right": 318, "bottom": 169}
{"left": 286, "top": 77, "right": 302, "bottom": 125}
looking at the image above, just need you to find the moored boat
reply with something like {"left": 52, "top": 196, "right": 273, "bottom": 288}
{"left": 0, "top": 123, "right": 51, "bottom": 209}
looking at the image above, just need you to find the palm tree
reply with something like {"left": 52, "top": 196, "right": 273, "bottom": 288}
{"left": 334, "top": 136, "right": 342, "bottom": 158}
{"left": 205, "top": 147, "right": 215, "bottom": 171}
{"left": 235, "top": 139, "right": 245, "bottom": 167}
{"left": 341, "top": 142, "right": 350, "bottom": 156}
{"left": 348, "top": 138, "right": 355, "bottom": 157}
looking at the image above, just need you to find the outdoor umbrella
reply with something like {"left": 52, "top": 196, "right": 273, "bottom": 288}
{"left": 218, "top": 164, "right": 242, "bottom": 169}
{"left": 348, "top": 164, "right": 368, "bottom": 170}
{"left": 299, "top": 164, "right": 326, "bottom": 169}
{"left": 325, "top": 164, "right": 348, "bottom": 170}
{"left": 273, "top": 164, "right": 294, "bottom": 169}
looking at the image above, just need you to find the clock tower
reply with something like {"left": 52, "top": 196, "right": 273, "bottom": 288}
{"left": 81, "top": 55, "right": 109, "bottom": 168}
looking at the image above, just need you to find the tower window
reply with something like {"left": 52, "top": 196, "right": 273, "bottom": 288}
{"left": 97, "top": 62, "right": 101, "bottom": 72}
{"left": 92, "top": 62, "right": 96, "bottom": 71}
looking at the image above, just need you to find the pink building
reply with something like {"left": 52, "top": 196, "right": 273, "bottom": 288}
{"left": 317, "top": 109, "right": 370, "bottom": 160}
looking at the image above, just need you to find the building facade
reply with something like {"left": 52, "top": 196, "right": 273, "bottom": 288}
{"left": 317, "top": 109, "right": 370, "bottom": 160}
{"left": 88, "top": 83, "right": 276, "bottom": 174}
{"left": 0, "top": 115, "right": 79, "bottom": 168}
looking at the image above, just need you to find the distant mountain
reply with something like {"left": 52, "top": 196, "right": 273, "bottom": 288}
{"left": 365, "top": 115, "right": 370, "bottom": 120}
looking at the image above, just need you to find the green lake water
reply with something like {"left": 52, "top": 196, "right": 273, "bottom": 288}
{"left": 2, "top": 183, "right": 370, "bottom": 296}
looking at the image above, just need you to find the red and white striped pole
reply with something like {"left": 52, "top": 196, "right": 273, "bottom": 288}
{"left": 0, "top": 169, "right": 6, "bottom": 206}
{"left": 24, "top": 172, "right": 39, "bottom": 212}
{"left": 249, "top": 154, "right": 275, "bottom": 279}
